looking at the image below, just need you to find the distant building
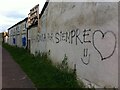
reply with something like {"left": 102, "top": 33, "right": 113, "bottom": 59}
{"left": 0, "top": 33, "right": 3, "bottom": 45}
{"left": 8, "top": 18, "right": 28, "bottom": 48}
{"left": 27, "top": 2, "right": 48, "bottom": 53}
{"left": 2, "top": 32, "right": 8, "bottom": 43}
{"left": 7, "top": 1, "right": 118, "bottom": 88}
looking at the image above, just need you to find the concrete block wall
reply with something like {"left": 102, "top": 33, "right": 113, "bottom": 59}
{"left": 36, "top": 2, "right": 118, "bottom": 88}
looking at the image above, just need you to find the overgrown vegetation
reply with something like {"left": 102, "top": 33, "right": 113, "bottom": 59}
{"left": 3, "top": 43, "right": 85, "bottom": 88}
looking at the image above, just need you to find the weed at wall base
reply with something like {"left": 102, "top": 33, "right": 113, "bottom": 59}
{"left": 3, "top": 43, "right": 85, "bottom": 88}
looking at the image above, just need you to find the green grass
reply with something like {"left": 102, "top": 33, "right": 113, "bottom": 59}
{"left": 3, "top": 43, "right": 85, "bottom": 88}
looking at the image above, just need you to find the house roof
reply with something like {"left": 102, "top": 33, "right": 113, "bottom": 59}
{"left": 8, "top": 17, "right": 28, "bottom": 30}
{"left": 8, "top": 0, "right": 49, "bottom": 31}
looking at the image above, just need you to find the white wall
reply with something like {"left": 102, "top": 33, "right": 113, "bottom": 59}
{"left": 36, "top": 2, "right": 118, "bottom": 88}
{"left": 28, "top": 26, "right": 38, "bottom": 54}
{"left": 8, "top": 20, "right": 27, "bottom": 48}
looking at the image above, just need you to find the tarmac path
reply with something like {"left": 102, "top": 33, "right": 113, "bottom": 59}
{"left": 2, "top": 47, "right": 36, "bottom": 89}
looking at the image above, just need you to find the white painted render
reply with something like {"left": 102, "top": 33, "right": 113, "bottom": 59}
{"left": 28, "top": 26, "right": 38, "bottom": 54}
{"left": 35, "top": 2, "right": 118, "bottom": 88}
{"left": 8, "top": 2, "right": 118, "bottom": 88}
{"left": 8, "top": 20, "right": 27, "bottom": 48}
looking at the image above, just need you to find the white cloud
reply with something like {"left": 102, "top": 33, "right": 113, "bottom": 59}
{"left": 1, "top": 0, "right": 118, "bottom": 33}
{"left": 0, "top": 0, "right": 46, "bottom": 32}
{"left": 50, "top": 0, "right": 119, "bottom": 2}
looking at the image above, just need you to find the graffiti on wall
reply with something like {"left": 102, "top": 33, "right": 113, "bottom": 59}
{"left": 81, "top": 48, "right": 90, "bottom": 65}
{"left": 93, "top": 30, "right": 117, "bottom": 61}
{"left": 37, "top": 28, "right": 117, "bottom": 65}
{"left": 37, "top": 29, "right": 92, "bottom": 44}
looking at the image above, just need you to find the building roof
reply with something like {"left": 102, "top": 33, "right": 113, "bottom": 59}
{"left": 8, "top": 0, "right": 49, "bottom": 31}
{"left": 39, "top": 1, "right": 49, "bottom": 18}
{"left": 8, "top": 17, "right": 28, "bottom": 30}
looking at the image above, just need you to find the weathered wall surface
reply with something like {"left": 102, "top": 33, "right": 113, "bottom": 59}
{"left": 28, "top": 26, "right": 38, "bottom": 54}
{"left": 36, "top": 2, "right": 118, "bottom": 88}
{"left": 21, "top": 21, "right": 27, "bottom": 48}
{"left": 8, "top": 20, "right": 27, "bottom": 48}
{"left": 36, "top": 9, "right": 48, "bottom": 53}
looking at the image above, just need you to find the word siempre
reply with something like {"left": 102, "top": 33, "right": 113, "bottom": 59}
{"left": 37, "top": 28, "right": 92, "bottom": 45}
{"left": 36, "top": 28, "right": 117, "bottom": 65}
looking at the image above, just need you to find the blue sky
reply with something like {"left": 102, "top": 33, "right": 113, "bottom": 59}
{"left": 0, "top": 0, "right": 46, "bottom": 33}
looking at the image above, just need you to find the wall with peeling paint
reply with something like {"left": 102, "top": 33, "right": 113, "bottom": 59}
{"left": 34, "top": 2, "right": 118, "bottom": 88}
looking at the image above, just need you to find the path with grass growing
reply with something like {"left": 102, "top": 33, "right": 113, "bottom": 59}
{"left": 2, "top": 47, "right": 36, "bottom": 89}
{"left": 3, "top": 44, "right": 84, "bottom": 88}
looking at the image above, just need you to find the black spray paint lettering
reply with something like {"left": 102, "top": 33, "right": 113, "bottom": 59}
{"left": 75, "top": 28, "right": 83, "bottom": 45}
{"left": 41, "top": 34, "right": 46, "bottom": 41}
{"left": 71, "top": 30, "right": 76, "bottom": 44}
{"left": 92, "top": 30, "right": 117, "bottom": 61}
{"left": 65, "top": 32, "right": 71, "bottom": 43}
{"left": 62, "top": 32, "right": 65, "bottom": 41}
{"left": 55, "top": 31, "right": 70, "bottom": 43}
{"left": 55, "top": 32, "right": 59, "bottom": 43}
{"left": 60, "top": 31, "right": 66, "bottom": 42}
{"left": 83, "top": 29, "right": 91, "bottom": 43}
{"left": 81, "top": 48, "right": 90, "bottom": 65}
{"left": 43, "top": 34, "right": 46, "bottom": 40}
{"left": 36, "top": 29, "right": 117, "bottom": 65}
{"left": 37, "top": 29, "right": 92, "bottom": 45}
{"left": 47, "top": 33, "right": 54, "bottom": 42}
{"left": 54, "top": 29, "right": 87, "bottom": 44}
{"left": 55, "top": 30, "right": 72, "bottom": 44}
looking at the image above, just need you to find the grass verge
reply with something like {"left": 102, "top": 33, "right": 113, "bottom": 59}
{"left": 3, "top": 43, "right": 85, "bottom": 88}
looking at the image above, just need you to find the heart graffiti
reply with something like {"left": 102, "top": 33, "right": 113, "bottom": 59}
{"left": 92, "top": 30, "right": 117, "bottom": 61}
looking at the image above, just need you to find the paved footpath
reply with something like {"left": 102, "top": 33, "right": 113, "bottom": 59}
{"left": 2, "top": 47, "right": 36, "bottom": 89}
